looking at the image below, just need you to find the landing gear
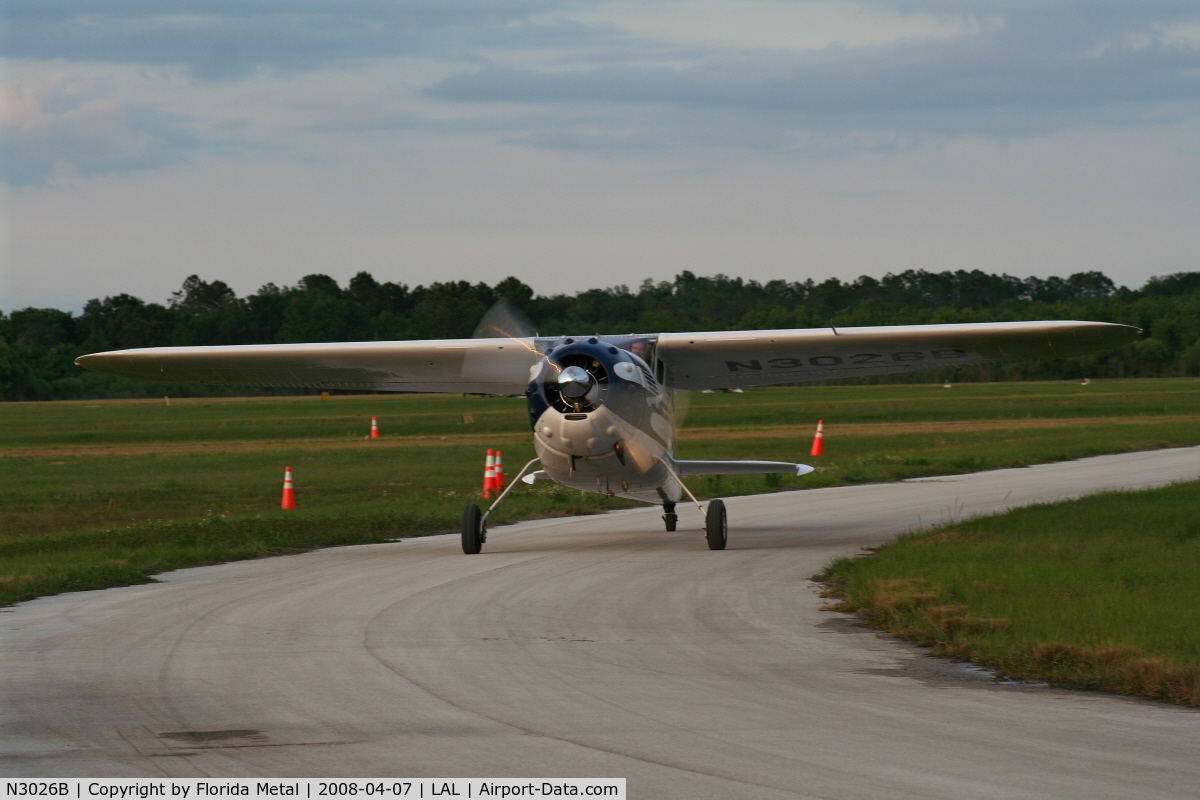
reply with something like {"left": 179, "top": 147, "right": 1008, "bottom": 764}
{"left": 461, "top": 503, "right": 485, "bottom": 554}
{"left": 458, "top": 458, "right": 541, "bottom": 555}
{"left": 662, "top": 501, "right": 677, "bottom": 532}
{"left": 705, "top": 499, "right": 727, "bottom": 551}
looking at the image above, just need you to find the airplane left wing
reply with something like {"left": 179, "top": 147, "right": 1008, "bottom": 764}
{"left": 75, "top": 338, "right": 542, "bottom": 394}
{"left": 657, "top": 320, "right": 1139, "bottom": 390}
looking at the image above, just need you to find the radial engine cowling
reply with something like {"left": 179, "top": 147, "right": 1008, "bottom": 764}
{"left": 526, "top": 336, "right": 670, "bottom": 496}
{"left": 532, "top": 338, "right": 617, "bottom": 414}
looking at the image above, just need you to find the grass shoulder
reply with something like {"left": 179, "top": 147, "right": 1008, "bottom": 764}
{"left": 815, "top": 480, "right": 1200, "bottom": 707}
{"left": 0, "top": 483, "right": 635, "bottom": 608}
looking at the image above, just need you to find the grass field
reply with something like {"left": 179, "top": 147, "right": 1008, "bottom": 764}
{"left": 3, "top": 377, "right": 1199, "bottom": 609}
{"left": 816, "top": 480, "right": 1200, "bottom": 707}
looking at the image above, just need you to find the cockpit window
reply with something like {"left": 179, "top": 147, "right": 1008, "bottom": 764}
{"left": 535, "top": 335, "right": 657, "bottom": 366}
{"left": 615, "top": 337, "right": 656, "bottom": 365}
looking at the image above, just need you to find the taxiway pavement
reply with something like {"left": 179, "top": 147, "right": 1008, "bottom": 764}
{"left": 3, "top": 447, "right": 1200, "bottom": 798}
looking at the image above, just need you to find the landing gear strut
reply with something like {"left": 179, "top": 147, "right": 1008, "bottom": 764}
{"left": 459, "top": 458, "right": 542, "bottom": 554}
{"left": 653, "top": 458, "right": 724, "bottom": 550}
{"left": 662, "top": 501, "right": 677, "bottom": 532}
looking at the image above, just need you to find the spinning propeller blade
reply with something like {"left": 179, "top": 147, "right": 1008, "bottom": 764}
{"left": 459, "top": 299, "right": 542, "bottom": 388}
{"left": 473, "top": 298, "right": 537, "bottom": 340}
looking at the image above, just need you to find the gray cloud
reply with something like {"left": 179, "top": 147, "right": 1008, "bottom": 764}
{"left": 427, "top": 4, "right": 1200, "bottom": 143}
{"left": 5, "top": 1, "right": 612, "bottom": 80}
{"left": 3, "top": 79, "right": 222, "bottom": 186}
{"left": 9, "top": 1, "right": 1199, "bottom": 158}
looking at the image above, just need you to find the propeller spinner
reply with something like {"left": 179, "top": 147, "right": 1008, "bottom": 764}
{"left": 557, "top": 365, "right": 593, "bottom": 398}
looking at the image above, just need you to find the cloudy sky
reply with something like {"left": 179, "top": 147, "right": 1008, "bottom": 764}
{"left": 3, "top": 1, "right": 1199, "bottom": 311}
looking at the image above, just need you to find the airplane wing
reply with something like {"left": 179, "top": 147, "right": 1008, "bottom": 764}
{"left": 76, "top": 320, "right": 1137, "bottom": 394}
{"left": 656, "top": 320, "right": 1140, "bottom": 390}
{"left": 75, "top": 338, "right": 542, "bottom": 394}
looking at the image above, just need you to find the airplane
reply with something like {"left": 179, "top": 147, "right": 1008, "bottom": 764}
{"left": 76, "top": 318, "right": 1139, "bottom": 553}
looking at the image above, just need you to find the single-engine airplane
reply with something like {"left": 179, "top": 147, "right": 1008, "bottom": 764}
{"left": 76, "top": 318, "right": 1139, "bottom": 553}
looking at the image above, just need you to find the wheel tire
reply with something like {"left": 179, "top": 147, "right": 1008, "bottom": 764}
{"left": 663, "top": 512, "right": 678, "bottom": 532}
{"left": 705, "top": 499, "right": 727, "bottom": 551}
{"left": 461, "top": 503, "right": 483, "bottom": 554}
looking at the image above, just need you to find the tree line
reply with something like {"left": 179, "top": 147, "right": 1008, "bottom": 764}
{"left": 3, "top": 269, "right": 1199, "bottom": 400}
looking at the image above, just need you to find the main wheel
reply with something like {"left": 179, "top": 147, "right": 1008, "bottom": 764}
{"left": 663, "top": 512, "right": 678, "bottom": 532}
{"left": 461, "top": 503, "right": 484, "bottom": 554}
{"left": 705, "top": 499, "right": 727, "bottom": 550}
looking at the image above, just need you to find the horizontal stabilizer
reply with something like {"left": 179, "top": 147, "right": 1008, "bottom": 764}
{"left": 672, "top": 459, "right": 814, "bottom": 477}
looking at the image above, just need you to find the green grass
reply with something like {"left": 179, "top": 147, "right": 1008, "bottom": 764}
{"left": 682, "top": 378, "right": 1200, "bottom": 431}
{"left": 4, "top": 377, "right": 1198, "bottom": 449}
{"left": 816, "top": 480, "right": 1200, "bottom": 706}
{"left": 0, "top": 442, "right": 632, "bottom": 606}
{"left": 2, "top": 378, "right": 1199, "bottom": 610}
{"left": 0, "top": 393, "right": 532, "bottom": 448}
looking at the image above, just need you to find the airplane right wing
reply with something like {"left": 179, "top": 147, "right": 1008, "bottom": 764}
{"left": 656, "top": 320, "right": 1139, "bottom": 390}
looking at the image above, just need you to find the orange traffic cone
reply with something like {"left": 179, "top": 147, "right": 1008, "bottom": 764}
{"left": 281, "top": 466, "right": 296, "bottom": 509}
{"left": 482, "top": 449, "right": 496, "bottom": 498}
{"left": 494, "top": 450, "right": 505, "bottom": 490}
{"left": 810, "top": 420, "right": 825, "bottom": 457}
{"left": 369, "top": 416, "right": 380, "bottom": 439}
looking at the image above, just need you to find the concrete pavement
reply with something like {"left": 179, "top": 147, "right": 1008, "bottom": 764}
{"left": 3, "top": 447, "right": 1199, "bottom": 797}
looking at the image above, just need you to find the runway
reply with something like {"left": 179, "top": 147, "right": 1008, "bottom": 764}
{"left": 3, "top": 447, "right": 1200, "bottom": 797}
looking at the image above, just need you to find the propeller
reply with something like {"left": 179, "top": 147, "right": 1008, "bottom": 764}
{"left": 461, "top": 298, "right": 542, "bottom": 387}
{"left": 473, "top": 297, "right": 537, "bottom": 340}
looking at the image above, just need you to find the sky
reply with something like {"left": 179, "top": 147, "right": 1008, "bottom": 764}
{"left": 3, "top": 1, "right": 1199, "bottom": 312}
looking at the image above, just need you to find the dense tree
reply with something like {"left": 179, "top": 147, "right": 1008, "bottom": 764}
{"left": 8, "top": 308, "right": 76, "bottom": 348}
{"left": 2, "top": 268, "right": 1197, "bottom": 400}
{"left": 169, "top": 275, "right": 244, "bottom": 346}
{"left": 77, "top": 294, "right": 174, "bottom": 351}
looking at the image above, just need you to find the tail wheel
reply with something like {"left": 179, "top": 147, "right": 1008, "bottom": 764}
{"left": 705, "top": 499, "right": 727, "bottom": 550}
{"left": 461, "top": 503, "right": 484, "bottom": 554}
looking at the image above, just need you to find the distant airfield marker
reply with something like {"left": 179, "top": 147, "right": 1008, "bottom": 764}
{"left": 483, "top": 449, "right": 497, "bottom": 498}
{"left": 810, "top": 420, "right": 825, "bottom": 457}
{"left": 281, "top": 467, "right": 296, "bottom": 510}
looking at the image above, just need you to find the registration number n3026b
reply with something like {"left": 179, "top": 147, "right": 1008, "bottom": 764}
{"left": 724, "top": 349, "right": 970, "bottom": 372}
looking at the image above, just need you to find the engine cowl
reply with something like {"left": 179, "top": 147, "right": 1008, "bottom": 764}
{"left": 529, "top": 337, "right": 622, "bottom": 415}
